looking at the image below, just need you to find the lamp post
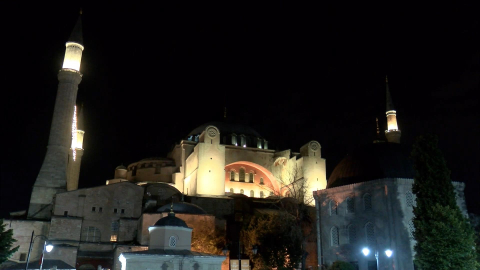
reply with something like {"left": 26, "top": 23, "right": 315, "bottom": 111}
{"left": 362, "top": 247, "right": 393, "bottom": 270}
{"left": 25, "top": 231, "right": 54, "bottom": 270}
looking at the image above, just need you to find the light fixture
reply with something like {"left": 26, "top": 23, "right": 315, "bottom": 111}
{"left": 385, "top": 249, "right": 393, "bottom": 258}
{"left": 362, "top": 247, "right": 370, "bottom": 256}
{"left": 45, "top": 244, "right": 54, "bottom": 253}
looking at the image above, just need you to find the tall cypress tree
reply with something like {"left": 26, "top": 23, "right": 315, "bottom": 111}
{"left": 0, "top": 219, "right": 19, "bottom": 263}
{"left": 411, "top": 135, "right": 478, "bottom": 269}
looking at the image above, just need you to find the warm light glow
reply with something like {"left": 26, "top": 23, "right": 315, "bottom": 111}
{"left": 110, "top": 234, "right": 118, "bottom": 242}
{"left": 62, "top": 42, "right": 84, "bottom": 71}
{"left": 362, "top": 247, "right": 370, "bottom": 256}
{"left": 385, "top": 249, "right": 393, "bottom": 257}
{"left": 71, "top": 106, "right": 77, "bottom": 161}
{"left": 45, "top": 244, "right": 54, "bottom": 253}
{"left": 386, "top": 110, "right": 398, "bottom": 131}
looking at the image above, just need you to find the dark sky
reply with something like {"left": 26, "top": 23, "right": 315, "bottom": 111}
{"left": 1, "top": 3, "right": 479, "bottom": 217}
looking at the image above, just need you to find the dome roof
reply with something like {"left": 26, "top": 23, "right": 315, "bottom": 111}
{"left": 154, "top": 212, "right": 189, "bottom": 228}
{"left": 115, "top": 165, "right": 127, "bottom": 170}
{"left": 188, "top": 121, "right": 262, "bottom": 138}
{"left": 327, "top": 142, "right": 415, "bottom": 189}
{"left": 156, "top": 202, "right": 207, "bottom": 215}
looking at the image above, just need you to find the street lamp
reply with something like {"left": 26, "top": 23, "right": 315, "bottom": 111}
{"left": 25, "top": 231, "right": 54, "bottom": 270}
{"left": 361, "top": 247, "right": 393, "bottom": 270}
{"left": 222, "top": 242, "right": 258, "bottom": 269}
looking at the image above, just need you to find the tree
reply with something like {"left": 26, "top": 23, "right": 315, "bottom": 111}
{"left": 328, "top": 261, "right": 355, "bottom": 270}
{"left": 0, "top": 219, "right": 19, "bottom": 263}
{"left": 241, "top": 211, "right": 303, "bottom": 270}
{"left": 411, "top": 135, "right": 478, "bottom": 269}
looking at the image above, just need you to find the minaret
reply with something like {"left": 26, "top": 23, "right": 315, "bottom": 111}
{"left": 384, "top": 76, "right": 401, "bottom": 143}
{"left": 28, "top": 15, "right": 84, "bottom": 219}
{"left": 67, "top": 104, "right": 85, "bottom": 191}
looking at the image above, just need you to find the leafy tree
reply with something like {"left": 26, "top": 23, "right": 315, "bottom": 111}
{"left": 0, "top": 219, "right": 19, "bottom": 263}
{"left": 328, "top": 261, "right": 355, "bottom": 270}
{"left": 411, "top": 135, "right": 478, "bottom": 269}
{"left": 241, "top": 211, "right": 303, "bottom": 270}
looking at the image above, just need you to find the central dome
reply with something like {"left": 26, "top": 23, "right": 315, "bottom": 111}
{"left": 188, "top": 121, "right": 262, "bottom": 138}
{"left": 327, "top": 142, "right": 415, "bottom": 188}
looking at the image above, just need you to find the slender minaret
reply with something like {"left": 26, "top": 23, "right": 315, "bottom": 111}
{"left": 384, "top": 76, "right": 401, "bottom": 143}
{"left": 67, "top": 104, "right": 85, "bottom": 191}
{"left": 28, "top": 15, "right": 84, "bottom": 219}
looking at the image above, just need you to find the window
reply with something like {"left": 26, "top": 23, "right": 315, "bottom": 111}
{"left": 260, "top": 177, "right": 264, "bottom": 185}
{"left": 169, "top": 236, "right": 177, "bottom": 247}
{"left": 365, "top": 222, "right": 375, "bottom": 246}
{"left": 263, "top": 139, "right": 268, "bottom": 149}
{"left": 240, "top": 189, "right": 244, "bottom": 194}
{"left": 240, "top": 135, "right": 246, "bottom": 147}
{"left": 99, "top": 207, "right": 103, "bottom": 213}
{"left": 408, "top": 220, "right": 415, "bottom": 238}
{"left": 346, "top": 197, "right": 354, "bottom": 213}
{"left": 230, "top": 188, "right": 234, "bottom": 193}
{"left": 230, "top": 171, "right": 235, "bottom": 181}
{"left": 64, "top": 211, "right": 68, "bottom": 216}
{"left": 363, "top": 193, "right": 372, "bottom": 211}
{"left": 329, "top": 200, "right": 338, "bottom": 216}
{"left": 239, "top": 168, "right": 245, "bottom": 182}
{"left": 406, "top": 191, "right": 414, "bottom": 207}
{"left": 249, "top": 173, "right": 254, "bottom": 183}
{"left": 257, "top": 138, "right": 262, "bottom": 148}
{"left": 82, "top": 226, "right": 101, "bottom": 242}
{"left": 114, "top": 208, "right": 118, "bottom": 213}
{"left": 231, "top": 134, "right": 237, "bottom": 145}
{"left": 19, "top": 253, "right": 27, "bottom": 261}
{"left": 111, "top": 221, "right": 119, "bottom": 242}
{"left": 250, "top": 190, "right": 254, "bottom": 197}
{"left": 121, "top": 209, "right": 125, "bottom": 214}
{"left": 348, "top": 224, "right": 356, "bottom": 244}
{"left": 91, "top": 207, "right": 96, "bottom": 212}
{"left": 260, "top": 191, "right": 264, "bottom": 198}
{"left": 330, "top": 227, "right": 339, "bottom": 246}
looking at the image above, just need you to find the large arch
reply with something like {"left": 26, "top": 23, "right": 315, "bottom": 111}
{"left": 225, "top": 161, "right": 280, "bottom": 196}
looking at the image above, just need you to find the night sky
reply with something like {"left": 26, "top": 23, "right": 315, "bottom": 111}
{"left": 1, "top": 3, "right": 479, "bottom": 217}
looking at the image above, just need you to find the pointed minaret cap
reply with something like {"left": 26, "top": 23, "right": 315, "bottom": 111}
{"left": 68, "top": 11, "right": 83, "bottom": 45}
{"left": 386, "top": 76, "right": 395, "bottom": 111}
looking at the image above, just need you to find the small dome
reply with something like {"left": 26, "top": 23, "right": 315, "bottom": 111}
{"left": 154, "top": 212, "right": 189, "bottom": 228}
{"left": 116, "top": 165, "right": 127, "bottom": 170}
{"left": 327, "top": 142, "right": 415, "bottom": 188}
{"left": 156, "top": 202, "right": 207, "bottom": 215}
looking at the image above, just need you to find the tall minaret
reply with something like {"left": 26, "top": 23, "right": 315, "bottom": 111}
{"left": 384, "top": 76, "right": 401, "bottom": 143}
{"left": 67, "top": 104, "right": 85, "bottom": 191}
{"left": 28, "top": 15, "right": 84, "bottom": 219}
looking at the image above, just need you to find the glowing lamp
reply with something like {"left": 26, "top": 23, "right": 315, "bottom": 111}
{"left": 362, "top": 247, "right": 370, "bottom": 256}
{"left": 385, "top": 249, "right": 393, "bottom": 258}
{"left": 45, "top": 244, "right": 54, "bottom": 253}
{"left": 62, "top": 42, "right": 84, "bottom": 71}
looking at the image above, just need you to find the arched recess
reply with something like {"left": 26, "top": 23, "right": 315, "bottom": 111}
{"left": 225, "top": 161, "right": 280, "bottom": 195}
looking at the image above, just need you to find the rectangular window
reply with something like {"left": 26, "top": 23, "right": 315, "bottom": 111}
{"left": 91, "top": 207, "right": 96, "bottom": 212}
{"left": 64, "top": 211, "right": 68, "bottom": 216}
{"left": 114, "top": 208, "right": 118, "bottom": 213}
{"left": 121, "top": 209, "right": 125, "bottom": 214}
{"left": 99, "top": 207, "right": 103, "bottom": 213}
{"left": 19, "top": 253, "right": 27, "bottom": 261}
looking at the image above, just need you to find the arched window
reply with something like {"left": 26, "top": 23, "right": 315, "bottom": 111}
{"left": 239, "top": 168, "right": 245, "bottom": 182}
{"left": 365, "top": 222, "right": 375, "bottom": 246}
{"left": 230, "top": 188, "right": 234, "bottom": 193}
{"left": 230, "top": 171, "right": 235, "bottom": 181}
{"left": 348, "top": 224, "right": 356, "bottom": 244}
{"left": 260, "top": 191, "right": 264, "bottom": 198}
{"left": 110, "top": 221, "right": 119, "bottom": 242}
{"left": 240, "top": 135, "right": 246, "bottom": 147}
{"left": 329, "top": 200, "right": 338, "bottom": 216}
{"left": 240, "top": 189, "right": 244, "bottom": 194}
{"left": 346, "top": 196, "right": 354, "bottom": 213}
{"left": 260, "top": 178, "right": 264, "bottom": 185}
{"left": 250, "top": 190, "right": 254, "bottom": 197}
{"left": 231, "top": 134, "right": 237, "bottom": 146}
{"left": 249, "top": 173, "right": 254, "bottom": 183}
{"left": 406, "top": 191, "right": 414, "bottom": 207}
{"left": 363, "top": 193, "right": 372, "bottom": 211}
{"left": 330, "top": 227, "right": 339, "bottom": 246}
{"left": 82, "top": 226, "right": 101, "bottom": 242}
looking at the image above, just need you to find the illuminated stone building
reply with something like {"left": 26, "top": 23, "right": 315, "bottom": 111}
{"left": 313, "top": 81, "right": 468, "bottom": 270}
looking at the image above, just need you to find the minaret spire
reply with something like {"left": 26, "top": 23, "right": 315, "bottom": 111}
{"left": 384, "top": 76, "right": 401, "bottom": 143}
{"left": 28, "top": 15, "right": 84, "bottom": 219}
